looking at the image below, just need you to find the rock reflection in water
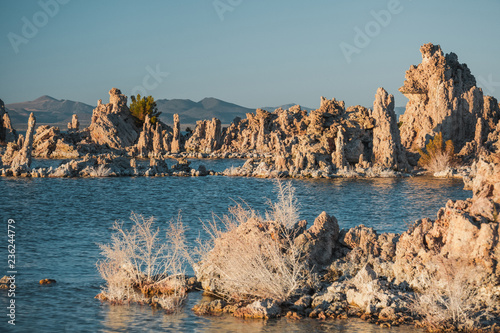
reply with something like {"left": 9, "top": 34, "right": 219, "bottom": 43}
{"left": 100, "top": 291, "right": 420, "bottom": 333}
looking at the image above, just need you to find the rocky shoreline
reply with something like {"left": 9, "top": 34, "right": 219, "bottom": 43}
{"left": 189, "top": 153, "right": 499, "bottom": 331}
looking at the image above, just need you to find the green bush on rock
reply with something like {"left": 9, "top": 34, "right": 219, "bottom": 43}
{"left": 129, "top": 94, "right": 161, "bottom": 125}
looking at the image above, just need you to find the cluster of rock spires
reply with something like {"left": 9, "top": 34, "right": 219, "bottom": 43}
{"left": 0, "top": 42, "right": 499, "bottom": 180}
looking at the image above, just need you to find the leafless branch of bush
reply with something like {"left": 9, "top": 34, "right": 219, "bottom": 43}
{"left": 194, "top": 183, "right": 311, "bottom": 303}
{"left": 96, "top": 212, "right": 189, "bottom": 312}
{"left": 411, "top": 257, "right": 493, "bottom": 331}
{"left": 266, "top": 180, "right": 300, "bottom": 229}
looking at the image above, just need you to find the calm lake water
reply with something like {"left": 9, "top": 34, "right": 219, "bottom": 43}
{"left": 0, "top": 160, "right": 471, "bottom": 332}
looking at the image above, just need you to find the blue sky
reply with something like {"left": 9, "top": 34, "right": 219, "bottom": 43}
{"left": 1, "top": 0, "right": 499, "bottom": 109}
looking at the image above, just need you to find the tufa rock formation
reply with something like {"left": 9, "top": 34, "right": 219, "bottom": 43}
{"left": 398, "top": 43, "right": 491, "bottom": 153}
{"left": 393, "top": 153, "right": 500, "bottom": 289}
{"left": 88, "top": 88, "right": 139, "bottom": 149}
{"left": 131, "top": 115, "right": 173, "bottom": 158}
{"left": 371, "top": 88, "right": 409, "bottom": 171}
{"left": 67, "top": 114, "right": 79, "bottom": 132}
{"left": 170, "top": 114, "right": 182, "bottom": 153}
{"left": 32, "top": 125, "right": 80, "bottom": 159}
{"left": 0, "top": 99, "right": 17, "bottom": 145}
{"left": 4, "top": 113, "right": 36, "bottom": 172}
{"left": 185, "top": 118, "right": 222, "bottom": 153}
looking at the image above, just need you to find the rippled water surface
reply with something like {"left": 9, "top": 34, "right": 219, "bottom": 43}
{"left": 0, "top": 164, "right": 471, "bottom": 332}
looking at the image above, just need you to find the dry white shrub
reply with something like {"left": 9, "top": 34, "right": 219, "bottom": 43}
{"left": 194, "top": 182, "right": 311, "bottom": 302}
{"left": 84, "top": 164, "right": 112, "bottom": 177}
{"left": 97, "top": 213, "right": 188, "bottom": 312}
{"left": 411, "top": 257, "right": 492, "bottom": 331}
{"left": 266, "top": 180, "right": 300, "bottom": 228}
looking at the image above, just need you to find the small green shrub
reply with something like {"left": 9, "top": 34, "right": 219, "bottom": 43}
{"left": 129, "top": 94, "right": 161, "bottom": 125}
{"left": 417, "top": 132, "right": 459, "bottom": 173}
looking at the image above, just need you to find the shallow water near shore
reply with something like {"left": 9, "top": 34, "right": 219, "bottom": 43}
{"left": 0, "top": 166, "right": 471, "bottom": 332}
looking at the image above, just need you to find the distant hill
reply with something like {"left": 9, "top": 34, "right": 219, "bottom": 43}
{"left": 4, "top": 95, "right": 321, "bottom": 131}
{"left": 156, "top": 97, "right": 255, "bottom": 126}
{"left": 6, "top": 96, "right": 94, "bottom": 130}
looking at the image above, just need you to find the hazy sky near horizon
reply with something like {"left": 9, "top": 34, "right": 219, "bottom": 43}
{"left": 1, "top": 0, "right": 499, "bottom": 109}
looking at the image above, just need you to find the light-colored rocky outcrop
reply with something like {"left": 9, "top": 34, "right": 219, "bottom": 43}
{"left": 32, "top": 125, "right": 80, "bottom": 159}
{"left": 333, "top": 128, "right": 347, "bottom": 169}
{"left": 233, "top": 299, "right": 281, "bottom": 319}
{"left": 185, "top": 118, "right": 222, "bottom": 153}
{"left": 88, "top": 88, "right": 139, "bottom": 149}
{"left": 5, "top": 113, "right": 36, "bottom": 172}
{"left": 295, "top": 212, "right": 340, "bottom": 268}
{"left": 0, "top": 99, "right": 17, "bottom": 145}
{"left": 218, "top": 94, "right": 407, "bottom": 177}
{"left": 399, "top": 43, "right": 483, "bottom": 152}
{"left": 371, "top": 88, "right": 409, "bottom": 171}
{"left": 171, "top": 114, "right": 182, "bottom": 153}
{"left": 130, "top": 114, "right": 174, "bottom": 158}
{"left": 67, "top": 114, "right": 79, "bottom": 131}
{"left": 482, "top": 96, "right": 500, "bottom": 144}
{"left": 394, "top": 154, "right": 500, "bottom": 289}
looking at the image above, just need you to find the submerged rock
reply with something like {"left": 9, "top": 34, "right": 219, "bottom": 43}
{"left": 233, "top": 299, "right": 281, "bottom": 319}
{"left": 39, "top": 279, "right": 56, "bottom": 285}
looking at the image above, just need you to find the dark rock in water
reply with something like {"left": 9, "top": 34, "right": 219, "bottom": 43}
{"left": 0, "top": 275, "right": 11, "bottom": 289}
{"left": 39, "top": 279, "right": 56, "bottom": 285}
{"left": 192, "top": 299, "right": 227, "bottom": 316}
{"left": 233, "top": 299, "right": 281, "bottom": 319}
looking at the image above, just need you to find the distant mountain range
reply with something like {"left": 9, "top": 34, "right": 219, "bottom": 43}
{"left": 4, "top": 95, "right": 406, "bottom": 130}
{"left": 155, "top": 97, "right": 255, "bottom": 126}
{"left": 6, "top": 96, "right": 94, "bottom": 130}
